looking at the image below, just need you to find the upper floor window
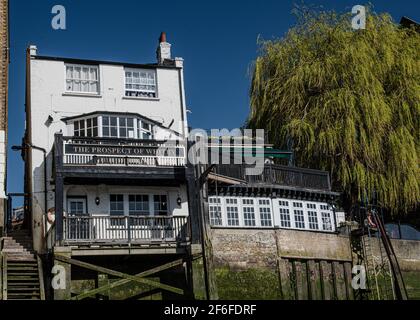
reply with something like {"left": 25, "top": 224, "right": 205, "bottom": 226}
{"left": 66, "top": 64, "right": 99, "bottom": 94}
{"left": 125, "top": 69, "right": 157, "bottom": 98}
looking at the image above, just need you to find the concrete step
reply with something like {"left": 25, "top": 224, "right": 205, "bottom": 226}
{"left": 7, "top": 283, "right": 41, "bottom": 287}
{"left": 8, "top": 277, "right": 39, "bottom": 281}
{"left": 7, "top": 293, "right": 40, "bottom": 299}
{"left": 7, "top": 267, "right": 38, "bottom": 271}
{"left": 2, "top": 248, "right": 29, "bottom": 253}
{"left": 8, "top": 276, "right": 39, "bottom": 281}
{"left": 7, "top": 257, "right": 37, "bottom": 262}
{"left": 7, "top": 262, "right": 38, "bottom": 267}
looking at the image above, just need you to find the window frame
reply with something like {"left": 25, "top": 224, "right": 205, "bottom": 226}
{"left": 124, "top": 68, "right": 158, "bottom": 98}
{"left": 242, "top": 198, "right": 256, "bottom": 227}
{"left": 65, "top": 63, "right": 100, "bottom": 95}
{"left": 209, "top": 197, "right": 223, "bottom": 226}
{"left": 258, "top": 198, "right": 273, "bottom": 227}
{"left": 225, "top": 198, "right": 240, "bottom": 227}
{"left": 73, "top": 117, "right": 99, "bottom": 138}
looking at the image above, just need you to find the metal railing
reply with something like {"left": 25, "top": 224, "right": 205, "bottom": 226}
{"left": 215, "top": 164, "right": 331, "bottom": 190}
{"left": 59, "top": 136, "right": 186, "bottom": 167}
{"left": 62, "top": 215, "right": 190, "bottom": 245}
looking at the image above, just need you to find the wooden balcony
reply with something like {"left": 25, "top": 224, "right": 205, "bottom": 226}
{"left": 214, "top": 163, "right": 331, "bottom": 191}
{"left": 47, "top": 215, "right": 190, "bottom": 248}
{"left": 60, "top": 135, "right": 186, "bottom": 168}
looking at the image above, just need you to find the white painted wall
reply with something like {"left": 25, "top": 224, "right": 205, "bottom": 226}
{"left": 63, "top": 185, "right": 189, "bottom": 217}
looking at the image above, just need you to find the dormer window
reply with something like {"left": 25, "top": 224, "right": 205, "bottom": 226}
{"left": 125, "top": 68, "right": 157, "bottom": 98}
{"left": 66, "top": 64, "right": 99, "bottom": 94}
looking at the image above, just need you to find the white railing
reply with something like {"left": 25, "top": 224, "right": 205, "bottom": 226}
{"left": 62, "top": 215, "right": 190, "bottom": 244}
{"left": 62, "top": 138, "right": 186, "bottom": 167}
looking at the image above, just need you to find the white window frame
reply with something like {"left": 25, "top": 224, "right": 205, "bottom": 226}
{"left": 224, "top": 197, "right": 240, "bottom": 227}
{"left": 292, "top": 201, "right": 305, "bottom": 230}
{"left": 108, "top": 193, "right": 170, "bottom": 218}
{"left": 320, "top": 204, "right": 334, "bottom": 231}
{"left": 209, "top": 197, "right": 223, "bottom": 226}
{"left": 208, "top": 196, "right": 335, "bottom": 233}
{"left": 124, "top": 68, "right": 157, "bottom": 98}
{"left": 277, "top": 200, "right": 292, "bottom": 228}
{"left": 241, "top": 198, "right": 257, "bottom": 227}
{"left": 138, "top": 119, "right": 153, "bottom": 140}
{"left": 65, "top": 64, "right": 100, "bottom": 94}
{"left": 72, "top": 117, "right": 99, "bottom": 137}
{"left": 257, "top": 198, "right": 273, "bottom": 227}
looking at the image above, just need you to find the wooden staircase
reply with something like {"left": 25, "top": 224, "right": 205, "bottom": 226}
{"left": 1, "top": 230, "right": 45, "bottom": 300}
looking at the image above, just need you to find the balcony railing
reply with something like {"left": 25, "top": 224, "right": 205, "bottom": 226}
{"left": 58, "top": 135, "right": 186, "bottom": 167}
{"left": 61, "top": 215, "right": 190, "bottom": 245}
{"left": 215, "top": 164, "right": 331, "bottom": 191}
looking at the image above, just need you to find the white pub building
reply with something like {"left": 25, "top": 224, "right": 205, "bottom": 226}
{"left": 23, "top": 33, "right": 195, "bottom": 299}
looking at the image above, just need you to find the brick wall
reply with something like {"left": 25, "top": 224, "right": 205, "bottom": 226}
{"left": 0, "top": 0, "right": 9, "bottom": 235}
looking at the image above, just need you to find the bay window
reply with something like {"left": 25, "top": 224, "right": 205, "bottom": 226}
{"left": 74, "top": 117, "right": 98, "bottom": 137}
{"left": 102, "top": 116, "right": 118, "bottom": 137}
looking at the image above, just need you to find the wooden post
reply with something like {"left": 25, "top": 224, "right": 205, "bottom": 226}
{"left": 333, "top": 262, "right": 347, "bottom": 300}
{"left": 320, "top": 261, "right": 333, "bottom": 300}
{"left": 307, "top": 260, "right": 323, "bottom": 300}
{"left": 277, "top": 258, "right": 292, "bottom": 300}
{"left": 343, "top": 262, "right": 354, "bottom": 300}
{"left": 54, "top": 133, "right": 64, "bottom": 244}
{"left": 186, "top": 164, "right": 201, "bottom": 244}
{"left": 196, "top": 164, "right": 218, "bottom": 300}
{"left": 53, "top": 247, "right": 72, "bottom": 300}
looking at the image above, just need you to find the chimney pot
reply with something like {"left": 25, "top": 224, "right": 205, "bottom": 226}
{"left": 29, "top": 45, "right": 38, "bottom": 56}
{"left": 159, "top": 32, "right": 167, "bottom": 43}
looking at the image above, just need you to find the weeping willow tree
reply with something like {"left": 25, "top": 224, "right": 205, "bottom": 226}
{"left": 248, "top": 7, "right": 420, "bottom": 213}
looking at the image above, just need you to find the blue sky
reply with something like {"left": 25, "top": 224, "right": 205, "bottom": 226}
{"left": 7, "top": 0, "right": 420, "bottom": 198}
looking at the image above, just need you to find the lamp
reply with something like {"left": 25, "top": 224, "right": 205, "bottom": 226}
{"left": 95, "top": 197, "right": 100, "bottom": 205}
{"left": 176, "top": 196, "right": 182, "bottom": 206}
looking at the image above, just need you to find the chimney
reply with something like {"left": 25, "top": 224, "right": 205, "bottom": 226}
{"left": 29, "top": 45, "right": 37, "bottom": 56}
{"left": 156, "top": 32, "right": 171, "bottom": 64}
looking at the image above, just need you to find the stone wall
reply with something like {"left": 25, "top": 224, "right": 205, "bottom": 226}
{"left": 210, "top": 228, "right": 420, "bottom": 299}
{"left": 211, "top": 228, "right": 352, "bottom": 269}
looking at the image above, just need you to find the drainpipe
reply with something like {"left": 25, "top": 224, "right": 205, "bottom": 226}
{"left": 12, "top": 143, "right": 48, "bottom": 250}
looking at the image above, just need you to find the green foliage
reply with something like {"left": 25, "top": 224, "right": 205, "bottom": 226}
{"left": 215, "top": 267, "right": 281, "bottom": 300}
{"left": 248, "top": 6, "right": 420, "bottom": 213}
